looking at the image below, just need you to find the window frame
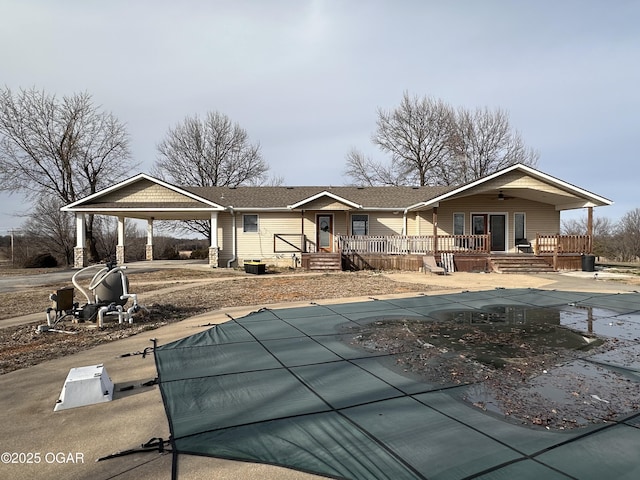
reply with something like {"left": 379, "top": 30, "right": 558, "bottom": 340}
{"left": 242, "top": 214, "right": 259, "bottom": 233}
{"left": 351, "top": 214, "right": 369, "bottom": 236}
{"left": 453, "top": 212, "right": 465, "bottom": 236}
{"left": 514, "top": 212, "right": 526, "bottom": 241}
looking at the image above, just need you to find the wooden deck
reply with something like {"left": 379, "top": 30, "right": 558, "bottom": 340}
{"left": 297, "top": 234, "right": 592, "bottom": 272}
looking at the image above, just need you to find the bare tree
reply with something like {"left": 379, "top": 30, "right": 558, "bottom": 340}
{"left": 19, "top": 196, "right": 75, "bottom": 265}
{"left": 561, "top": 214, "right": 615, "bottom": 258}
{"left": 447, "top": 107, "right": 539, "bottom": 184}
{"left": 155, "top": 111, "right": 268, "bottom": 187}
{"left": 0, "top": 87, "right": 133, "bottom": 260}
{"left": 615, "top": 208, "right": 640, "bottom": 262}
{"left": 154, "top": 111, "right": 270, "bottom": 238}
{"left": 343, "top": 148, "right": 406, "bottom": 186}
{"left": 359, "top": 92, "right": 455, "bottom": 186}
{"left": 346, "top": 92, "right": 538, "bottom": 186}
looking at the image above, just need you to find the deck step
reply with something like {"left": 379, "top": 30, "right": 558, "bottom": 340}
{"left": 303, "top": 253, "right": 342, "bottom": 271}
{"left": 490, "top": 255, "right": 555, "bottom": 273}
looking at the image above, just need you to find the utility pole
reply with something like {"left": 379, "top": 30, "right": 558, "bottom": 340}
{"left": 4, "top": 229, "right": 20, "bottom": 266}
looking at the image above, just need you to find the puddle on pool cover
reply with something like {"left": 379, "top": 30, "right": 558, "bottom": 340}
{"left": 352, "top": 305, "right": 640, "bottom": 430}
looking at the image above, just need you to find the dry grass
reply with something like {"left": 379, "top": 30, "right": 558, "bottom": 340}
{"left": 0, "top": 270, "right": 432, "bottom": 374}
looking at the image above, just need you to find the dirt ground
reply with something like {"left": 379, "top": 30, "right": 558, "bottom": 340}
{"left": 0, "top": 269, "right": 432, "bottom": 375}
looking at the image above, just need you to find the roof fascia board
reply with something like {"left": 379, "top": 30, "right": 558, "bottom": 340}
{"left": 212, "top": 206, "right": 405, "bottom": 212}
{"left": 405, "top": 201, "right": 439, "bottom": 212}
{"left": 416, "top": 164, "right": 612, "bottom": 208}
{"left": 222, "top": 207, "right": 296, "bottom": 212}
{"left": 66, "top": 207, "right": 225, "bottom": 213}
{"left": 287, "top": 191, "right": 362, "bottom": 209}
{"left": 514, "top": 164, "right": 613, "bottom": 205}
{"left": 555, "top": 201, "right": 603, "bottom": 211}
{"left": 61, "top": 173, "right": 225, "bottom": 210}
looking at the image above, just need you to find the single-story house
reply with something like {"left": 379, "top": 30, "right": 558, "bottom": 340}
{"left": 62, "top": 163, "right": 612, "bottom": 272}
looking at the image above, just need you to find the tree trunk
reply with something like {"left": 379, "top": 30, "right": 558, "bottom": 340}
{"left": 85, "top": 214, "right": 100, "bottom": 262}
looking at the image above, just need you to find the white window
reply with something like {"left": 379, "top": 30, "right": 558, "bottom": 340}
{"left": 351, "top": 214, "right": 369, "bottom": 235}
{"left": 514, "top": 213, "right": 526, "bottom": 241}
{"left": 243, "top": 214, "right": 258, "bottom": 233}
{"left": 453, "top": 213, "right": 465, "bottom": 235}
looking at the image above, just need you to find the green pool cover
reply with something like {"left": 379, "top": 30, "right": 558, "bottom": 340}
{"left": 154, "top": 288, "right": 640, "bottom": 479}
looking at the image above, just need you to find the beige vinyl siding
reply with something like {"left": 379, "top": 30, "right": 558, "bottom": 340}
{"left": 406, "top": 212, "right": 421, "bottom": 235}
{"left": 368, "top": 213, "right": 404, "bottom": 236}
{"left": 236, "top": 212, "right": 303, "bottom": 264}
{"left": 217, "top": 213, "right": 233, "bottom": 265}
{"left": 469, "top": 171, "right": 575, "bottom": 197}
{"left": 302, "top": 198, "right": 353, "bottom": 210}
{"left": 98, "top": 179, "right": 203, "bottom": 204}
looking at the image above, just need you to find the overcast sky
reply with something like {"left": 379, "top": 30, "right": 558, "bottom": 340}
{"left": 1, "top": 0, "right": 638, "bottom": 233}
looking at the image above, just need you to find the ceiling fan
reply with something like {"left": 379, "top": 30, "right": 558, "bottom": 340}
{"left": 496, "top": 190, "right": 515, "bottom": 201}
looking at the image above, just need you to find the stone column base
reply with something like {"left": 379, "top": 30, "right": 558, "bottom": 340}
{"left": 208, "top": 247, "right": 219, "bottom": 268}
{"left": 145, "top": 244, "right": 154, "bottom": 261}
{"left": 116, "top": 245, "right": 125, "bottom": 265}
{"left": 74, "top": 247, "right": 87, "bottom": 269}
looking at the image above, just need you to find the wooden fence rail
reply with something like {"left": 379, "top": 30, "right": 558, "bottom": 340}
{"left": 535, "top": 234, "right": 592, "bottom": 255}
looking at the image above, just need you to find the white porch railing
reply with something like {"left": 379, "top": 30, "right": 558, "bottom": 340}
{"left": 337, "top": 235, "right": 491, "bottom": 255}
{"left": 338, "top": 234, "right": 592, "bottom": 256}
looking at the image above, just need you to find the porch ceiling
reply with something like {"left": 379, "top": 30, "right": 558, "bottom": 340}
{"left": 455, "top": 187, "right": 604, "bottom": 210}
{"left": 414, "top": 186, "right": 606, "bottom": 212}
{"left": 68, "top": 207, "right": 218, "bottom": 221}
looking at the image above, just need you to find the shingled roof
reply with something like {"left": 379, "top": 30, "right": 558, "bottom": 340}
{"left": 61, "top": 164, "right": 613, "bottom": 217}
{"left": 183, "top": 185, "right": 455, "bottom": 210}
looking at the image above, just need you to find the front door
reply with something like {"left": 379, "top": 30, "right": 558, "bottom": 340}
{"left": 472, "top": 214, "right": 488, "bottom": 251}
{"left": 472, "top": 214, "right": 506, "bottom": 252}
{"left": 490, "top": 215, "right": 506, "bottom": 252}
{"left": 317, "top": 214, "right": 333, "bottom": 252}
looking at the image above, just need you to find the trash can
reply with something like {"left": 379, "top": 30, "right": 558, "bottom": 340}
{"left": 244, "top": 260, "right": 266, "bottom": 275}
{"left": 581, "top": 254, "right": 595, "bottom": 272}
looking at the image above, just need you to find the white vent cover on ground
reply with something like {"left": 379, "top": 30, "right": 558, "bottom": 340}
{"left": 54, "top": 364, "right": 114, "bottom": 412}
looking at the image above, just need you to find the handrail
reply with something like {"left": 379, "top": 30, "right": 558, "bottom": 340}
{"left": 274, "top": 233, "right": 307, "bottom": 253}
{"left": 338, "top": 234, "right": 490, "bottom": 255}
{"left": 535, "top": 234, "right": 592, "bottom": 255}
{"left": 337, "top": 234, "right": 591, "bottom": 255}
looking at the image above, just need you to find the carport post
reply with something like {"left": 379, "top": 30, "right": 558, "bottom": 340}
{"left": 74, "top": 213, "right": 87, "bottom": 268}
{"left": 209, "top": 212, "right": 219, "bottom": 267}
{"left": 146, "top": 218, "right": 154, "bottom": 261}
{"left": 587, "top": 206, "right": 593, "bottom": 254}
{"left": 116, "top": 216, "right": 126, "bottom": 265}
